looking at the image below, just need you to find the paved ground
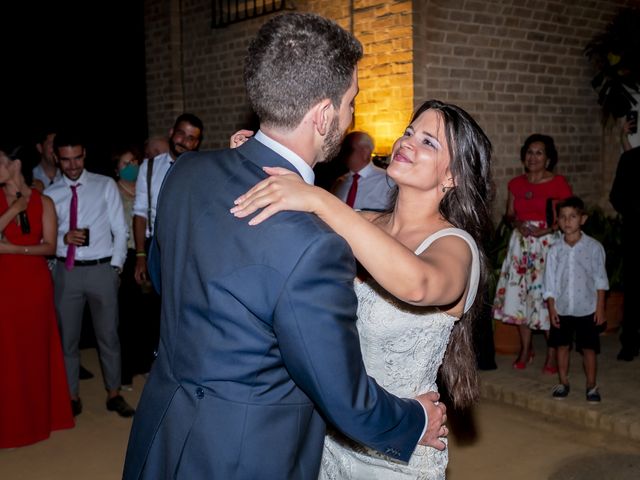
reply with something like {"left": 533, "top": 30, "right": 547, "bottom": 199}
{"left": 1, "top": 332, "right": 639, "bottom": 479}
{"left": 480, "top": 330, "right": 640, "bottom": 442}
{"left": 448, "top": 400, "right": 640, "bottom": 480}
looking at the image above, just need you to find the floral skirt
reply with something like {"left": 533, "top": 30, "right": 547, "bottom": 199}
{"left": 493, "top": 222, "right": 557, "bottom": 330}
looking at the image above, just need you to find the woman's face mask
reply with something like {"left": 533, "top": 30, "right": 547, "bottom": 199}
{"left": 119, "top": 163, "right": 139, "bottom": 182}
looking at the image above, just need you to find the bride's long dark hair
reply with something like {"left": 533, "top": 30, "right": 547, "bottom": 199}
{"left": 389, "top": 99, "right": 493, "bottom": 409}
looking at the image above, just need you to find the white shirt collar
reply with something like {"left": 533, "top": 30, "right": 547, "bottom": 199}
{"left": 353, "top": 162, "right": 376, "bottom": 178}
{"left": 254, "top": 130, "right": 315, "bottom": 185}
{"left": 62, "top": 169, "right": 88, "bottom": 186}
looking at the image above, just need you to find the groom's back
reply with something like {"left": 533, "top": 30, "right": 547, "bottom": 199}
{"left": 124, "top": 142, "right": 359, "bottom": 479}
{"left": 156, "top": 145, "right": 348, "bottom": 399}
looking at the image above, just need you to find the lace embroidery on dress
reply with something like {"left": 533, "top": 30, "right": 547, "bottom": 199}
{"left": 318, "top": 228, "right": 480, "bottom": 480}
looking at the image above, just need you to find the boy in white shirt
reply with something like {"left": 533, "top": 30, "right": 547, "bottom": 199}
{"left": 544, "top": 197, "right": 609, "bottom": 403}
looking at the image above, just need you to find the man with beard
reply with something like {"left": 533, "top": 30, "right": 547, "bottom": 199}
{"left": 124, "top": 13, "right": 443, "bottom": 480}
{"left": 131, "top": 113, "right": 202, "bottom": 375}
{"left": 133, "top": 113, "right": 203, "bottom": 284}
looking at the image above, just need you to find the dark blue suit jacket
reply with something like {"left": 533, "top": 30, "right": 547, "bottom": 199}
{"left": 123, "top": 139, "right": 424, "bottom": 479}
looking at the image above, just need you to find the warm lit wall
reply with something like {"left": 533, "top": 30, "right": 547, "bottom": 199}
{"left": 144, "top": 0, "right": 414, "bottom": 154}
{"left": 144, "top": 0, "right": 633, "bottom": 215}
{"left": 350, "top": 1, "right": 414, "bottom": 155}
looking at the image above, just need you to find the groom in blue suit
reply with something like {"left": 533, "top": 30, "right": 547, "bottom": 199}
{"left": 124, "top": 13, "right": 445, "bottom": 479}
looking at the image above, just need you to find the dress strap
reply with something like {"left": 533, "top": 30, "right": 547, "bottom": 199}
{"left": 414, "top": 228, "right": 480, "bottom": 314}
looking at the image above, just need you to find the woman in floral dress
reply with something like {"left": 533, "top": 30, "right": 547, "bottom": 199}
{"left": 493, "top": 134, "right": 572, "bottom": 371}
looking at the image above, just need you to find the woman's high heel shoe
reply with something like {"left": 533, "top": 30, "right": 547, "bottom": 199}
{"left": 513, "top": 350, "right": 534, "bottom": 370}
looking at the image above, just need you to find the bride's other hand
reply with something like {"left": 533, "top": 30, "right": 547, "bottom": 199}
{"left": 231, "top": 166, "right": 323, "bottom": 225}
{"left": 229, "top": 129, "right": 255, "bottom": 148}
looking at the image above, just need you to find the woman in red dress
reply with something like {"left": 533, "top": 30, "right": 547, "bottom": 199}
{"left": 0, "top": 148, "right": 74, "bottom": 448}
{"left": 492, "top": 134, "right": 573, "bottom": 372}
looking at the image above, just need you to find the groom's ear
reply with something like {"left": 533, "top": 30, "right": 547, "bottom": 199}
{"left": 310, "top": 98, "right": 334, "bottom": 136}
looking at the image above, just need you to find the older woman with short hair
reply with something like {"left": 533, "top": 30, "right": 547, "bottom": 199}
{"left": 493, "top": 134, "right": 573, "bottom": 372}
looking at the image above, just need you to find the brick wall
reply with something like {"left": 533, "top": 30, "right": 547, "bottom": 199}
{"left": 144, "top": 0, "right": 185, "bottom": 137}
{"left": 144, "top": 0, "right": 414, "bottom": 153}
{"left": 144, "top": 0, "right": 633, "bottom": 216}
{"left": 414, "top": 0, "right": 633, "bottom": 217}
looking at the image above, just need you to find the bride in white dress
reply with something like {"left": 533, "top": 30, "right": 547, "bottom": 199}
{"left": 232, "top": 99, "right": 493, "bottom": 479}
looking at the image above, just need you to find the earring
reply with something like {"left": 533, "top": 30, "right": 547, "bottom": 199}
{"left": 441, "top": 184, "right": 446, "bottom": 193}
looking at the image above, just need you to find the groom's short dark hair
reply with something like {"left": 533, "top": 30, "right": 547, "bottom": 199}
{"left": 244, "top": 13, "right": 362, "bottom": 130}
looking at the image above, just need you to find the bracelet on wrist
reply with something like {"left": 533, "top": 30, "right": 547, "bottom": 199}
{"left": 136, "top": 251, "right": 147, "bottom": 257}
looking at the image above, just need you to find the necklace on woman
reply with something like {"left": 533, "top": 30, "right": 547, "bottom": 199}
{"left": 525, "top": 172, "right": 550, "bottom": 198}
{"left": 118, "top": 181, "right": 135, "bottom": 197}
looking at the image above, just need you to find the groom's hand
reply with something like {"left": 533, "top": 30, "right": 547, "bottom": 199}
{"left": 415, "top": 392, "right": 447, "bottom": 450}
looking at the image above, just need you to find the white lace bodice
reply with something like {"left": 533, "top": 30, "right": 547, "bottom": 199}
{"left": 319, "top": 228, "right": 480, "bottom": 480}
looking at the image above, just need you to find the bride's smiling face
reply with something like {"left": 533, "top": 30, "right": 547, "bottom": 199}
{"left": 387, "top": 109, "right": 452, "bottom": 192}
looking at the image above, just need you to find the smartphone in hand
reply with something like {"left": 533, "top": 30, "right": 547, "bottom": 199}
{"left": 627, "top": 110, "right": 638, "bottom": 134}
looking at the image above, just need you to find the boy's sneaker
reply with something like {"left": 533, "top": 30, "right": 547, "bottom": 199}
{"left": 586, "top": 386, "right": 601, "bottom": 403}
{"left": 552, "top": 383, "right": 570, "bottom": 399}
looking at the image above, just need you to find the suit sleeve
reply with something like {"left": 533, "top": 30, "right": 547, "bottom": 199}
{"left": 272, "top": 232, "right": 424, "bottom": 462}
{"left": 148, "top": 234, "right": 161, "bottom": 294}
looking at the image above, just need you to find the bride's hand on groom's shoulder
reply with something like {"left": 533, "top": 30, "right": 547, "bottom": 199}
{"left": 416, "top": 392, "right": 448, "bottom": 451}
{"left": 229, "top": 129, "right": 254, "bottom": 148}
{"left": 231, "top": 167, "right": 322, "bottom": 225}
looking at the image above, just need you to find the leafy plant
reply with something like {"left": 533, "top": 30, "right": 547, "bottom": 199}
{"left": 583, "top": 207, "right": 623, "bottom": 290}
{"left": 584, "top": 7, "right": 640, "bottom": 120}
{"left": 485, "top": 208, "right": 624, "bottom": 295}
{"left": 485, "top": 219, "right": 513, "bottom": 303}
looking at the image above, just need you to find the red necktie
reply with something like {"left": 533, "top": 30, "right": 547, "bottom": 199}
{"left": 346, "top": 172, "right": 360, "bottom": 208}
{"left": 65, "top": 185, "right": 78, "bottom": 271}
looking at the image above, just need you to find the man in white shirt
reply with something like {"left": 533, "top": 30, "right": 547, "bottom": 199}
{"left": 45, "top": 131, "right": 133, "bottom": 418}
{"left": 32, "top": 128, "right": 62, "bottom": 189}
{"left": 132, "top": 113, "right": 204, "bottom": 284}
{"left": 331, "top": 131, "right": 394, "bottom": 211}
{"left": 130, "top": 114, "right": 203, "bottom": 377}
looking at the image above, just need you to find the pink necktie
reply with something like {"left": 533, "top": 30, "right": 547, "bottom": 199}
{"left": 65, "top": 185, "right": 78, "bottom": 271}
{"left": 346, "top": 172, "right": 360, "bottom": 208}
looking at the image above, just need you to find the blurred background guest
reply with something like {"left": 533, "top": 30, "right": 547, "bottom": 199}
{"left": 46, "top": 132, "right": 133, "bottom": 418}
{"left": 32, "top": 128, "right": 61, "bottom": 190}
{"left": 112, "top": 145, "right": 148, "bottom": 388}
{"left": 330, "top": 131, "right": 395, "bottom": 211}
{"left": 132, "top": 114, "right": 203, "bottom": 376}
{"left": 143, "top": 135, "right": 169, "bottom": 161}
{"left": 610, "top": 144, "right": 640, "bottom": 361}
{"left": 493, "top": 134, "right": 572, "bottom": 372}
{"left": 0, "top": 146, "right": 74, "bottom": 448}
{"left": 619, "top": 108, "right": 638, "bottom": 153}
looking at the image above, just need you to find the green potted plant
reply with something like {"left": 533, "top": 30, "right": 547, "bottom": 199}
{"left": 584, "top": 7, "right": 640, "bottom": 121}
{"left": 486, "top": 220, "right": 521, "bottom": 354}
{"left": 583, "top": 207, "right": 624, "bottom": 332}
